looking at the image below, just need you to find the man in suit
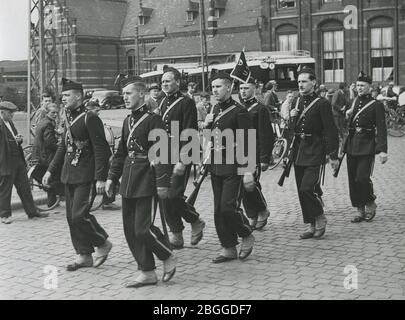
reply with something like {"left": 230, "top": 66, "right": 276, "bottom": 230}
{"left": 290, "top": 67, "right": 339, "bottom": 240}
{"left": 204, "top": 72, "right": 255, "bottom": 263}
{"left": 239, "top": 78, "right": 275, "bottom": 230}
{"left": 0, "top": 101, "right": 48, "bottom": 224}
{"left": 186, "top": 82, "right": 197, "bottom": 101}
{"left": 344, "top": 72, "right": 387, "bottom": 223}
{"left": 156, "top": 67, "right": 206, "bottom": 249}
{"left": 43, "top": 78, "right": 112, "bottom": 271}
{"left": 332, "top": 83, "right": 349, "bottom": 156}
{"left": 146, "top": 83, "right": 162, "bottom": 113}
{"left": 106, "top": 76, "right": 176, "bottom": 288}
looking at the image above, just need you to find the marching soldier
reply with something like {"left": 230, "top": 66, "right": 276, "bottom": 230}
{"left": 43, "top": 78, "right": 112, "bottom": 271}
{"left": 156, "top": 67, "right": 206, "bottom": 249}
{"left": 204, "top": 72, "right": 255, "bottom": 263}
{"left": 239, "top": 78, "right": 275, "bottom": 230}
{"left": 289, "top": 67, "right": 339, "bottom": 240}
{"left": 0, "top": 101, "right": 48, "bottom": 224}
{"left": 105, "top": 76, "right": 176, "bottom": 288}
{"left": 344, "top": 72, "right": 387, "bottom": 223}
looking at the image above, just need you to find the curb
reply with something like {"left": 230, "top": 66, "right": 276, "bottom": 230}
{"left": 11, "top": 196, "right": 48, "bottom": 211}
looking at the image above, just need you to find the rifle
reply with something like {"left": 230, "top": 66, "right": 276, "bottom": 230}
{"left": 277, "top": 135, "right": 296, "bottom": 187}
{"left": 186, "top": 150, "right": 211, "bottom": 206}
{"left": 333, "top": 152, "right": 346, "bottom": 178}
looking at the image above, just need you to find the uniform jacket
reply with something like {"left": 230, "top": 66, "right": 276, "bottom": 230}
{"left": 243, "top": 97, "right": 275, "bottom": 164}
{"left": 32, "top": 117, "right": 58, "bottom": 166}
{"left": 0, "top": 117, "right": 24, "bottom": 176}
{"left": 156, "top": 90, "right": 198, "bottom": 164}
{"left": 344, "top": 94, "right": 387, "bottom": 156}
{"left": 293, "top": 92, "right": 339, "bottom": 166}
{"left": 48, "top": 105, "right": 111, "bottom": 184}
{"left": 207, "top": 97, "right": 252, "bottom": 176}
{"left": 108, "top": 105, "right": 171, "bottom": 198}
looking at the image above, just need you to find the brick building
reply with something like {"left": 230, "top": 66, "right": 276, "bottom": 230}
{"left": 34, "top": 0, "right": 404, "bottom": 89}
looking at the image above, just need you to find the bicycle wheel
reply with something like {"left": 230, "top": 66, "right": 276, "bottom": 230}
{"left": 36, "top": 195, "right": 61, "bottom": 212}
{"left": 269, "top": 138, "right": 288, "bottom": 170}
{"left": 388, "top": 123, "right": 405, "bottom": 137}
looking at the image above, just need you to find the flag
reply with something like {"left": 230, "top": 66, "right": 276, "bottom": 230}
{"left": 230, "top": 51, "right": 251, "bottom": 83}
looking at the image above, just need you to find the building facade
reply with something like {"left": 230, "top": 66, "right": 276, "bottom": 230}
{"left": 32, "top": 0, "right": 405, "bottom": 90}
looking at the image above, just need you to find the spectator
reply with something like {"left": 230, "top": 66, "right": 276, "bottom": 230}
{"left": 32, "top": 103, "right": 64, "bottom": 208}
{"left": 196, "top": 92, "right": 211, "bottom": 131}
{"left": 146, "top": 83, "right": 163, "bottom": 113}
{"left": 331, "top": 83, "right": 348, "bottom": 156}
{"left": 0, "top": 101, "right": 48, "bottom": 224}
{"left": 264, "top": 80, "right": 280, "bottom": 111}
{"left": 186, "top": 82, "right": 197, "bottom": 101}
{"left": 33, "top": 93, "right": 54, "bottom": 128}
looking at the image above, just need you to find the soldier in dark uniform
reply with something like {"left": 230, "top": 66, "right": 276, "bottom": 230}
{"left": 106, "top": 76, "right": 176, "bottom": 288}
{"left": 0, "top": 101, "right": 48, "bottom": 224}
{"left": 204, "top": 72, "right": 255, "bottom": 263}
{"left": 156, "top": 67, "right": 205, "bottom": 249}
{"left": 344, "top": 72, "right": 387, "bottom": 223}
{"left": 289, "top": 67, "right": 339, "bottom": 240}
{"left": 239, "top": 78, "right": 275, "bottom": 230}
{"left": 43, "top": 78, "right": 112, "bottom": 271}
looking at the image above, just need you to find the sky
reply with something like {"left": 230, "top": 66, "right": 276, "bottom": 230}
{"left": 0, "top": 0, "right": 29, "bottom": 61}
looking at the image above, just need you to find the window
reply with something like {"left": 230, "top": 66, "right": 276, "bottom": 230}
{"left": 139, "top": 16, "right": 145, "bottom": 26}
{"left": 370, "top": 27, "right": 394, "bottom": 82}
{"left": 323, "top": 0, "right": 341, "bottom": 3}
{"left": 127, "top": 50, "right": 135, "bottom": 76}
{"left": 322, "top": 30, "right": 344, "bottom": 83}
{"left": 214, "top": 9, "right": 220, "bottom": 18}
{"left": 62, "top": 49, "right": 71, "bottom": 77}
{"left": 278, "top": 0, "right": 296, "bottom": 8}
{"left": 278, "top": 33, "right": 298, "bottom": 51}
{"left": 187, "top": 11, "right": 195, "bottom": 22}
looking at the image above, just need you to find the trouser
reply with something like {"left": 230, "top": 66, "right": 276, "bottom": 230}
{"left": 161, "top": 165, "right": 199, "bottom": 233}
{"left": 294, "top": 165, "right": 324, "bottom": 224}
{"left": 347, "top": 154, "right": 376, "bottom": 208}
{"left": 122, "top": 196, "right": 172, "bottom": 271}
{"left": 211, "top": 174, "right": 252, "bottom": 248}
{"left": 242, "top": 167, "right": 267, "bottom": 219}
{"left": 65, "top": 182, "right": 108, "bottom": 254}
{"left": 0, "top": 156, "right": 37, "bottom": 218}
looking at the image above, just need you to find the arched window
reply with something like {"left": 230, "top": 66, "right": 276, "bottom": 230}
{"left": 276, "top": 24, "right": 298, "bottom": 52}
{"left": 320, "top": 19, "right": 344, "bottom": 83}
{"left": 127, "top": 49, "right": 135, "bottom": 76}
{"left": 62, "top": 49, "right": 71, "bottom": 78}
{"left": 369, "top": 16, "right": 394, "bottom": 82}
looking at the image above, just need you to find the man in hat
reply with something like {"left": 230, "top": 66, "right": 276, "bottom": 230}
{"left": 344, "top": 72, "right": 387, "bottom": 223}
{"left": 264, "top": 80, "right": 280, "bottom": 112}
{"left": 146, "top": 83, "right": 163, "bottom": 113}
{"left": 289, "top": 67, "right": 339, "bottom": 239}
{"left": 239, "top": 77, "right": 275, "bottom": 230}
{"left": 43, "top": 78, "right": 113, "bottom": 271}
{"left": 186, "top": 82, "right": 197, "bottom": 101}
{"left": 204, "top": 71, "right": 255, "bottom": 263}
{"left": 105, "top": 76, "right": 176, "bottom": 288}
{"left": 0, "top": 101, "right": 49, "bottom": 224}
{"left": 156, "top": 67, "right": 206, "bottom": 249}
{"left": 332, "top": 83, "right": 349, "bottom": 156}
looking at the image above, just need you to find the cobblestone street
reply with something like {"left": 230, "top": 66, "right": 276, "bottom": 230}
{"left": 1, "top": 136, "right": 404, "bottom": 300}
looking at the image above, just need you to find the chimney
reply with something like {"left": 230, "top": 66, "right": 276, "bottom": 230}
{"left": 207, "top": 0, "right": 217, "bottom": 36}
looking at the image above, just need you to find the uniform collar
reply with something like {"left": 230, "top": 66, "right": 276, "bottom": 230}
{"left": 165, "top": 90, "right": 182, "bottom": 100}
{"left": 301, "top": 91, "right": 318, "bottom": 103}
{"left": 358, "top": 93, "right": 372, "bottom": 101}
{"left": 68, "top": 105, "right": 85, "bottom": 121}
{"left": 131, "top": 104, "right": 148, "bottom": 119}
{"left": 218, "top": 97, "right": 234, "bottom": 110}
{"left": 243, "top": 97, "right": 257, "bottom": 107}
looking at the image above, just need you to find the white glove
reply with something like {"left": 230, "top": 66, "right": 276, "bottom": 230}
{"left": 42, "top": 171, "right": 52, "bottom": 187}
{"left": 105, "top": 179, "right": 114, "bottom": 198}
{"left": 243, "top": 172, "right": 255, "bottom": 192}
{"left": 173, "top": 162, "right": 186, "bottom": 176}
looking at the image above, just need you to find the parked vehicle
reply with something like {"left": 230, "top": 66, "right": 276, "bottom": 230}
{"left": 91, "top": 90, "right": 124, "bottom": 110}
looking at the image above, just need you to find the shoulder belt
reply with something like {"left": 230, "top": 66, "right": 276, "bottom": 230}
{"left": 248, "top": 102, "right": 259, "bottom": 112}
{"left": 351, "top": 100, "right": 377, "bottom": 123}
{"left": 126, "top": 113, "right": 150, "bottom": 149}
{"left": 158, "top": 97, "right": 184, "bottom": 119}
{"left": 297, "top": 98, "right": 321, "bottom": 123}
{"left": 213, "top": 105, "right": 238, "bottom": 125}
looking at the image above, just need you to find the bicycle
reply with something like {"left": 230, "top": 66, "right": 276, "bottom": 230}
{"left": 268, "top": 111, "right": 288, "bottom": 170}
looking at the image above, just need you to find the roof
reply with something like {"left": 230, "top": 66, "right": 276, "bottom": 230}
{"left": 121, "top": 0, "right": 261, "bottom": 38}
{"left": 147, "top": 31, "right": 261, "bottom": 59}
{"left": 0, "top": 60, "right": 28, "bottom": 73}
{"left": 66, "top": 0, "right": 127, "bottom": 38}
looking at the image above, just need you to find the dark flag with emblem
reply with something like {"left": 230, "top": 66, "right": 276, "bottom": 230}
{"left": 230, "top": 51, "right": 251, "bottom": 83}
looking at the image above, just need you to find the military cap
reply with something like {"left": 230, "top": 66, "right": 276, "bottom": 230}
{"left": 210, "top": 71, "right": 232, "bottom": 82}
{"left": 245, "top": 77, "right": 257, "bottom": 85}
{"left": 61, "top": 78, "right": 83, "bottom": 92}
{"left": 297, "top": 65, "right": 316, "bottom": 78}
{"left": 148, "top": 83, "right": 161, "bottom": 91}
{"left": 0, "top": 101, "right": 18, "bottom": 111}
{"left": 120, "top": 75, "right": 145, "bottom": 88}
{"left": 357, "top": 71, "right": 372, "bottom": 84}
